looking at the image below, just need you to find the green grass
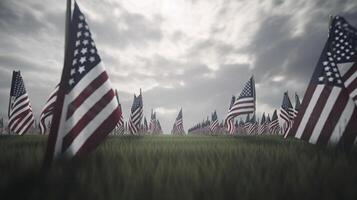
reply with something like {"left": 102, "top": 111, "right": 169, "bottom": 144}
{"left": 0, "top": 135, "right": 357, "bottom": 200}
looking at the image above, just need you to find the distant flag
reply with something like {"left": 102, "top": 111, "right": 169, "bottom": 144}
{"left": 259, "top": 113, "right": 267, "bottom": 135}
{"left": 248, "top": 114, "right": 258, "bottom": 135}
{"left": 44, "top": 1, "right": 121, "bottom": 165}
{"left": 243, "top": 114, "right": 251, "bottom": 134}
{"left": 280, "top": 92, "right": 294, "bottom": 137}
{"left": 8, "top": 71, "right": 34, "bottom": 135}
{"left": 149, "top": 109, "right": 156, "bottom": 134}
{"left": 210, "top": 110, "right": 219, "bottom": 132}
{"left": 39, "top": 85, "right": 59, "bottom": 135}
{"left": 227, "top": 95, "right": 236, "bottom": 134}
{"left": 129, "top": 90, "right": 143, "bottom": 135}
{"left": 157, "top": 120, "right": 163, "bottom": 134}
{"left": 287, "top": 16, "right": 357, "bottom": 149}
{"left": 225, "top": 77, "right": 256, "bottom": 133}
{"left": 143, "top": 117, "right": 148, "bottom": 133}
{"left": 266, "top": 114, "right": 271, "bottom": 134}
{"left": 269, "top": 110, "right": 280, "bottom": 134}
{"left": 115, "top": 89, "right": 124, "bottom": 135}
{"left": 292, "top": 92, "right": 301, "bottom": 118}
{"left": 172, "top": 108, "right": 184, "bottom": 135}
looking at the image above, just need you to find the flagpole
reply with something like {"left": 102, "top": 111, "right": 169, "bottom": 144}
{"left": 43, "top": 0, "right": 72, "bottom": 168}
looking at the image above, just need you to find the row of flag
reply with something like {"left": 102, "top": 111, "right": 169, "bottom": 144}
{"left": 2, "top": 0, "right": 357, "bottom": 166}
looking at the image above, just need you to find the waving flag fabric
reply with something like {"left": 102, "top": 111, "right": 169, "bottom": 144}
{"left": 44, "top": 1, "right": 121, "bottom": 164}
{"left": 129, "top": 91, "right": 143, "bottom": 134}
{"left": 210, "top": 110, "right": 219, "bottom": 132}
{"left": 172, "top": 108, "right": 185, "bottom": 135}
{"left": 225, "top": 77, "right": 256, "bottom": 133}
{"left": 287, "top": 16, "right": 357, "bottom": 149}
{"left": 280, "top": 92, "right": 294, "bottom": 137}
{"left": 8, "top": 71, "right": 34, "bottom": 135}
{"left": 39, "top": 85, "right": 58, "bottom": 134}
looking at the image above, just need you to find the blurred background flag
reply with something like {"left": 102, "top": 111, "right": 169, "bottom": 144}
{"left": 115, "top": 89, "right": 124, "bottom": 135}
{"left": 44, "top": 0, "right": 121, "bottom": 164}
{"left": 292, "top": 92, "right": 301, "bottom": 118}
{"left": 269, "top": 110, "right": 280, "bottom": 135}
{"left": 224, "top": 76, "right": 256, "bottom": 133}
{"left": 39, "top": 85, "right": 58, "bottom": 135}
{"left": 280, "top": 92, "right": 294, "bottom": 137}
{"left": 210, "top": 110, "right": 218, "bottom": 132}
{"left": 172, "top": 108, "right": 184, "bottom": 135}
{"left": 259, "top": 113, "right": 267, "bottom": 135}
{"left": 287, "top": 16, "right": 357, "bottom": 149}
{"left": 128, "top": 90, "right": 143, "bottom": 135}
{"left": 8, "top": 70, "right": 34, "bottom": 135}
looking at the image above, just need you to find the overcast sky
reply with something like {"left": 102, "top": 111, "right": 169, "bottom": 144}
{"left": 0, "top": 0, "right": 357, "bottom": 133}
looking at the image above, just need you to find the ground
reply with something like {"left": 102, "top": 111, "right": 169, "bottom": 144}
{"left": 0, "top": 135, "right": 356, "bottom": 200}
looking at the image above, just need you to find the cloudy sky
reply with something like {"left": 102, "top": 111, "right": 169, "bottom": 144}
{"left": 0, "top": 0, "right": 357, "bottom": 133}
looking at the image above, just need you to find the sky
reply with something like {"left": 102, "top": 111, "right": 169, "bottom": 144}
{"left": 0, "top": 0, "right": 357, "bottom": 133}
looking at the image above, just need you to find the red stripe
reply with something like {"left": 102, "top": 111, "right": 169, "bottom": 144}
{"left": 11, "top": 95, "right": 27, "bottom": 111}
{"left": 316, "top": 91, "right": 349, "bottom": 145}
{"left": 66, "top": 72, "right": 108, "bottom": 120}
{"left": 19, "top": 118, "right": 34, "bottom": 135}
{"left": 74, "top": 104, "right": 121, "bottom": 157}
{"left": 301, "top": 86, "right": 331, "bottom": 141}
{"left": 62, "top": 89, "right": 115, "bottom": 151}
{"left": 345, "top": 78, "right": 357, "bottom": 96}
{"left": 287, "top": 84, "right": 316, "bottom": 137}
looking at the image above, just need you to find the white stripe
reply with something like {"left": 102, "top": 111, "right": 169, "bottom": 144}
{"left": 64, "top": 96, "right": 118, "bottom": 157}
{"left": 228, "top": 107, "right": 254, "bottom": 116}
{"left": 309, "top": 87, "right": 341, "bottom": 144}
{"left": 9, "top": 103, "right": 31, "bottom": 128}
{"left": 295, "top": 85, "right": 324, "bottom": 139}
{"left": 64, "top": 80, "right": 112, "bottom": 134}
{"left": 67, "top": 63, "right": 105, "bottom": 99}
{"left": 329, "top": 97, "right": 355, "bottom": 144}
{"left": 337, "top": 62, "right": 354, "bottom": 77}
{"left": 344, "top": 71, "right": 357, "bottom": 87}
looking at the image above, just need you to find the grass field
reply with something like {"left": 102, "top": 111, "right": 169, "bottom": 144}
{"left": 0, "top": 135, "right": 357, "bottom": 200}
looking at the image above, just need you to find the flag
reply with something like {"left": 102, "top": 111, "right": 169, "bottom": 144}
{"left": 157, "top": 119, "right": 163, "bottom": 134}
{"left": 292, "top": 92, "right": 301, "bottom": 118}
{"left": 210, "top": 110, "right": 219, "bottom": 132}
{"left": 172, "top": 108, "right": 184, "bottom": 135}
{"left": 115, "top": 89, "right": 124, "bottom": 135}
{"left": 39, "top": 85, "right": 58, "bottom": 135}
{"left": 243, "top": 114, "right": 251, "bottom": 134}
{"left": 143, "top": 117, "right": 148, "bottom": 133}
{"left": 149, "top": 109, "right": 157, "bottom": 134}
{"left": 225, "top": 76, "right": 256, "bottom": 133}
{"left": 129, "top": 90, "right": 143, "bottom": 134}
{"left": 44, "top": 1, "right": 121, "bottom": 164}
{"left": 280, "top": 92, "right": 294, "bottom": 137}
{"left": 269, "top": 110, "right": 279, "bottom": 134}
{"left": 227, "top": 95, "right": 236, "bottom": 134}
{"left": 287, "top": 16, "right": 357, "bottom": 149}
{"left": 248, "top": 114, "right": 258, "bottom": 135}
{"left": 8, "top": 71, "right": 34, "bottom": 135}
{"left": 259, "top": 112, "right": 267, "bottom": 135}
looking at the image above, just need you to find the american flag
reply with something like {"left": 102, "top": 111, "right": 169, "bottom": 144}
{"left": 287, "top": 16, "right": 357, "bottom": 149}
{"left": 243, "top": 114, "right": 251, "bottom": 134}
{"left": 143, "top": 117, "right": 148, "bottom": 133}
{"left": 225, "top": 76, "right": 256, "bottom": 133}
{"left": 269, "top": 110, "right": 280, "bottom": 134}
{"left": 149, "top": 109, "right": 157, "bottom": 134}
{"left": 44, "top": 2, "right": 121, "bottom": 164}
{"left": 291, "top": 92, "right": 301, "bottom": 118}
{"left": 259, "top": 113, "right": 267, "bottom": 135}
{"left": 280, "top": 92, "right": 294, "bottom": 137}
{"left": 172, "top": 108, "right": 184, "bottom": 135}
{"left": 210, "top": 110, "right": 219, "bottom": 132}
{"left": 129, "top": 91, "right": 143, "bottom": 135}
{"left": 227, "top": 95, "right": 236, "bottom": 134}
{"left": 115, "top": 89, "right": 124, "bottom": 135}
{"left": 248, "top": 114, "right": 258, "bottom": 135}
{"left": 39, "top": 85, "right": 58, "bottom": 135}
{"left": 8, "top": 71, "right": 34, "bottom": 135}
{"left": 156, "top": 119, "right": 163, "bottom": 134}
